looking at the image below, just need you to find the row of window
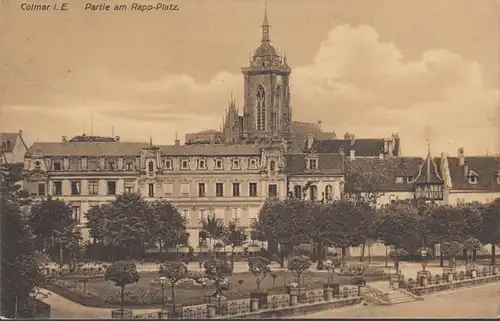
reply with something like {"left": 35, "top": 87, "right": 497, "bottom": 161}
{"left": 42, "top": 157, "right": 265, "bottom": 172}
{"left": 291, "top": 184, "right": 334, "bottom": 201}
{"left": 35, "top": 181, "right": 277, "bottom": 198}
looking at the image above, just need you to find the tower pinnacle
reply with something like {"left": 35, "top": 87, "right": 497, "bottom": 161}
{"left": 261, "top": 1, "right": 270, "bottom": 43}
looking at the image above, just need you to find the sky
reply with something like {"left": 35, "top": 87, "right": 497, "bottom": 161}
{"left": 0, "top": 0, "right": 499, "bottom": 157}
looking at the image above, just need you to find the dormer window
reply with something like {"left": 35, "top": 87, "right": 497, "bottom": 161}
{"left": 53, "top": 160, "right": 62, "bottom": 171}
{"left": 249, "top": 159, "right": 257, "bottom": 169}
{"left": 232, "top": 159, "right": 240, "bottom": 170}
{"left": 269, "top": 160, "right": 276, "bottom": 172}
{"left": 496, "top": 172, "right": 500, "bottom": 184}
{"left": 215, "top": 159, "right": 223, "bottom": 170}
{"left": 125, "top": 160, "right": 134, "bottom": 171}
{"left": 181, "top": 159, "right": 189, "bottom": 170}
{"left": 395, "top": 176, "right": 404, "bottom": 184}
{"left": 198, "top": 159, "right": 207, "bottom": 170}
{"left": 107, "top": 159, "right": 116, "bottom": 171}
{"left": 406, "top": 176, "right": 414, "bottom": 183}
{"left": 35, "top": 160, "right": 41, "bottom": 168}
{"left": 308, "top": 159, "right": 318, "bottom": 170}
{"left": 467, "top": 170, "right": 478, "bottom": 184}
{"left": 164, "top": 159, "right": 172, "bottom": 170}
{"left": 148, "top": 161, "right": 154, "bottom": 173}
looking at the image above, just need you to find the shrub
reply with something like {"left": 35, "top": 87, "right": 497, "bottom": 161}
{"left": 338, "top": 264, "right": 384, "bottom": 276}
{"left": 104, "top": 287, "right": 163, "bottom": 305}
{"left": 186, "top": 270, "right": 206, "bottom": 282}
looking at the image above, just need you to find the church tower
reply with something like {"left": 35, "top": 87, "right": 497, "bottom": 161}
{"left": 241, "top": 5, "right": 292, "bottom": 142}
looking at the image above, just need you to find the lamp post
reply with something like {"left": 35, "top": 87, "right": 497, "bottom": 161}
{"left": 159, "top": 276, "right": 167, "bottom": 310}
{"left": 324, "top": 260, "right": 333, "bottom": 285}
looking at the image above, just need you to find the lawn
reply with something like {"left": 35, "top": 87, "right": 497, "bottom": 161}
{"left": 50, "top": 270, "right": 383, "bottom": 308}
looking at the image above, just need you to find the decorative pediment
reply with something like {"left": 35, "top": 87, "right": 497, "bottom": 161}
{"left": 27, "top": 170, "right": 48, "bottom": 181}
{"left": 467, "top": 170, "right": 478, "bottom": 177}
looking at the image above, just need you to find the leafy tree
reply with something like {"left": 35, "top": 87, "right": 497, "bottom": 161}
{"left": 104, "top": 261, "right": 140, "bottom": 316}
{"left": 388, "top": 248, "right": 409, "bottom": 274}
{"left": 203, "top": 260, "right": 231, "bottom": 295}
{"left": 223, "top": 221, "right": 248, "bottom": 272}
{"left": 150, "top": 200, "right": 188, "bottom": 255}
{"left": 201, "top": 214, "right": 226, "bottom": 259}
{"left": 287, "top": 255, "right": 311, "bottom": 288}
{"left": 479, "top": 198, "right": 500, "bottom": 265}
{"left": 463, "top": 237, "right": 481, "bottom": 265}
{"left": 248, "top": 256, "right": 271, "bottom": 291}
{"left": 377, "top": 200, "right": 428, "bottom": 254}
{"left": 27, "top": 197, "right": 74, "bottom": 252}
{"left": 1, "top": 166, "right": 44, "bottom": 318}
{"left": 85, "top": 203, "right": 113, "bottom": 244}
{"left": 159, "top": 261, "right": 188, "bottom": 309}
{"left": 343, "top": 158, "right": 392, "bottom": 204}
{"left": 441, "top": 241, "right": 462, "bottom": 269}
{"left": 249, "top": 219, "right": 266, "bottom": 244}
{"left": 86, "top": 193, "right": 155, "bottom": 260}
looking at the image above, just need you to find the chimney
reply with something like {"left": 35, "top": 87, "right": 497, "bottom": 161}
{"left": 350, "top": 133, "right": 355, "bottom": 146}
{"left": 115, "top": 136, "right": 120, "bottom": 142}
{"left": 62, "top": 136, "right": 67, "bottom": 143}
{"left": 339, "top": 146, "right": 344, "bottom": 155}
{"left": 18, "top": 129, "right": 23, "bottom": 137}
{"left": 458, "top": 147, "right": 465, "bottom": 166}
{"left": 175, "top": 139, "right": 180, "bottom": 146}
{"left": 464, "top": 164, "right": 469, "bottom": 177}
{"left": 349, "top": 149, "right": 355, "bottom": 160}
{"left": 307, "top": 134, "right": 314, "bottom": 150}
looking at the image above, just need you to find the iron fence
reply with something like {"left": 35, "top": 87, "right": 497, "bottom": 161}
{"left": 268, "top": 294, "right": 290, "bottom": 310}
{"left": 181, "top": 304, "right": 208, "bottom": 319}
{"left": 226, "top": 299, "right": 251, "bottom": 316}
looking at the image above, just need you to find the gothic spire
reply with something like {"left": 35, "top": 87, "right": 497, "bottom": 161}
{"left": 261, "top": 1, "right": 270, "bottom": 43}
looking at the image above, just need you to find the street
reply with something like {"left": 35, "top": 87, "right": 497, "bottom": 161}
{"left": 300, "top": 282, "right": 500, "bottom": 318}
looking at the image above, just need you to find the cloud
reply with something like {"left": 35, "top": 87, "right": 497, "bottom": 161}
{"left": 1, "top": 24, "right": 498, "bottom": 156}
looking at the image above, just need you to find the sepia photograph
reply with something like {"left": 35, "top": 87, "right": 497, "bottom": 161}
{"left": 0, "top": 0, "right": 499, "bottom": 318}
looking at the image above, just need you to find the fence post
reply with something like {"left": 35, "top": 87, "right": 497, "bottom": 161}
{"left": 323, "top": 288, "right": 333, "bottom": 302}
{"left": 289, "top": 293, "right": 298, "bottom": 306}
{"left": 207, "top": 304, "right": 216, "bottom": 319}
{"left": 493, "top": 266, "right": 499, "bottom": 275}
{"left": 250, "top": 298, "right": 259, "bottom": 312}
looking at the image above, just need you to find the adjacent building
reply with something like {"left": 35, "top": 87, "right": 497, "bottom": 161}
{"left": 1, "top": 130, "right": 28, "bottom": 165}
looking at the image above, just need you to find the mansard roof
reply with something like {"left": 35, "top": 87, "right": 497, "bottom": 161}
{"left": 26, "top": 141, "right": 267, "bottom": 158}
{"left": 437, "top": 156, "right": 500, "bottom": 191}
{"left": 285, "top": 153, "right": 344, "bottom": 175}
{"left": 309, "top": 139, "right": 388, "bottom": 157}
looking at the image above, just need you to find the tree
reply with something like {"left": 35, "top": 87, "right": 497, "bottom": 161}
{"left": 201, "top": 214, "right": 226, "bottom": 259}
{"left": 1, "top": 166, "right": 44, "bottom": 318}
{"left": 388, "top": 249, "right": 409, "bottom": 274}
{"left": 377, "top": 200, "right": 428, "bottom": 254}
{"left": 479, "top": 198, "right": 500, "bottom": 265}
{"left": 86, "top": 193, "right": 155, "bottom": 260}
{"left": 223, "top": 221, "right": 248, "bottom": 272}
{"left": 159, "top": 261, "right": 188, "bottom": 311}
{"left": 104, "top": 261, "right": 140, "bottom": 317}
{"left": 203, "top": 260, "right": 231, "bottom": 296}
{"left": 287, "top": 255, "right": 311, "bottom": 289}
{"left": 27, "top": 197, "right": 75, "bottom": 253}
{"left": 85, "top": 203, "right": 113, "bottom": 244}
{"left": 343, "top": 158, "right": 392, "bottom": 204}
{"left": 441, "top": 241, "right": 462, "bottom": 269}
{"left": 248, "top": 256, "right": 271, "bottom": 291}
{"left": 463, "top": 237, "right": 481, "bottom": 265}
{"left": 150, "top": 200, "right": 188, "bottom": 256}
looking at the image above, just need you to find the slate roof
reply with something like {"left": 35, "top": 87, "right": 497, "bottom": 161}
{"left": 437, "top": 156, "right": 500, "bottom": 191}
{"left": 26, "top": 141, "right": 265, "bottom": 157}
{"left": 188, "top": 129, "right": 221, "bottom": 135}
{"left": 412, "top": 153, "right": 443, "bottom": 184}
{"left": 310, "top": 139, "right": 387, "bottom": 157}
{"left": 345, "top": 157, "right": 424, "bottom": 192}
{"left": 285, "top": 153, "right": 345, "bottom": 175}
{"left": 290, "top": 121, "right": 322, "bottom": 137}
{"left": 69, "top": 135, "right": 117, "bottom": 142}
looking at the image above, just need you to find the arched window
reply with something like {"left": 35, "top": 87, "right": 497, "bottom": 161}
{"left": 148, "top": 161, "right": 154, "bottom": 173}
{"left": 325, "top": 185, "right": 333, "bottom": 200}
{"left": 270, "top": 160, "right": 276, "bottom": 171}
{"left": 294, "top": 185, "right": 302, "bottom": 199}
{"left": 256, "top": 85, "right": 266, "bottom": 131}
{"left": 1, "top": 142, "right": 5, "bottom": 148}
{"left": 275, "top": 86, "right": 281, "bottom": 132}
{"left": 310, "top": 185, "right": 318, "bottom": 201}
